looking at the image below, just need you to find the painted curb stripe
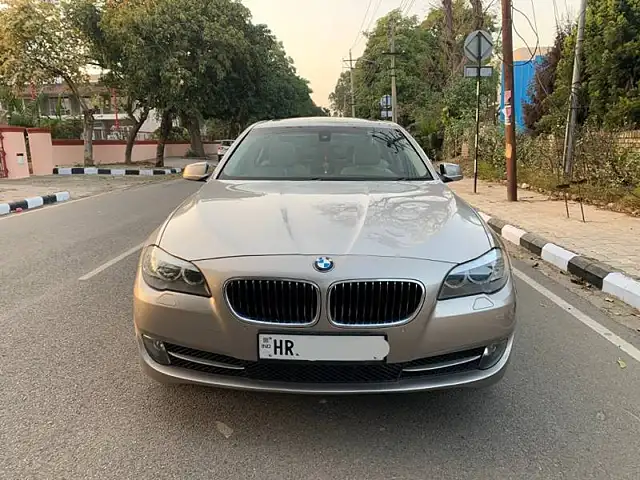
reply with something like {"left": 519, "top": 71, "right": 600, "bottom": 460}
{"left": 53, "top": 167, "right": 181, "bottom": 175}
{"left": 1, "top": 191, "right": 71, "bottom": 214}
{"left": 476, "top": 210, "right": 640, "bottom": 311}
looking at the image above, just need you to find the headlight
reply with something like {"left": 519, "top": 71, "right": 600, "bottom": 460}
{"left": 141, "top": 245, "right": 210, "bottom": 297}
{"left": 438, "top": 248, "right": 508, "bottom": 300}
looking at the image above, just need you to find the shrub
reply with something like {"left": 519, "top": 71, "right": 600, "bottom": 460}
{"left": 40, "top": 118, "right": 83, "bottom": 139}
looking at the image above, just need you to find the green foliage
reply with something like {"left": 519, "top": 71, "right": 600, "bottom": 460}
{"left": 152, "top": 126, "right": 189, "bottom": 142}
{"left": 539, "top": 1, "right": 640, "bottom": 131}
{"left": 329, "top": 4, "right": 498, "bottom": 158}
{"left": 68, "top": 0, "right": 323, "bottom": 145}
{"left": 523, "top": 24, "right": 571, "bottom": 134}
{"left": 40, "top": 118, "right": 84, "bottom": 139}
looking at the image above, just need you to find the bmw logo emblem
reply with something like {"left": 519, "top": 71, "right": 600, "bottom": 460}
{"left": 314, "top": 256, "right": 334, "bottom": 272}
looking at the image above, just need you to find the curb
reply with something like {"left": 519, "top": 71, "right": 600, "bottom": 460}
{"left": 0, "top": 191, "right": 70, "bottom": 216}
{"left": 53, "top": 167, "right": 182, "bottom": 176}
{"left": 478, "top": 211, "right": 640, "bottom": 310}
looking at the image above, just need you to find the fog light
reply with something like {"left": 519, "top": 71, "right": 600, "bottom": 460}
{"left": 142, "top": 334, "right": 171, "bottom": 365}
{"left": 479, "top": 338, "right": 508, "bottom": 370}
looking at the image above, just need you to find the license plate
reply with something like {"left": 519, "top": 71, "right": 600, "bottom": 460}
{"left": 258, "top": 334, "right": 390, "bottom": 361}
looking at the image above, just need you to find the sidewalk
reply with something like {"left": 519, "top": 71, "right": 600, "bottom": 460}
{"left": 450, "top": 178, "right": 640, "bottom": 279}
{"left": 0, "top": 174, "right": 177, "bottom": 205}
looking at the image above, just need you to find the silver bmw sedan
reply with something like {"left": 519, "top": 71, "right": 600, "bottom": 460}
{"left": 133, "top": 116, "right": 516, "bottom": 394}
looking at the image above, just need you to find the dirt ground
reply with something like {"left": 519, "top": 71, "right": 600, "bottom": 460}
{"left": 0, "top": 174, "right": 179, "bottom": 204}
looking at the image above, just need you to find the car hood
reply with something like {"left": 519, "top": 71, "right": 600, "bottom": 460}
{"left": 159, "top": 180, "right": 491, "bottom": 264}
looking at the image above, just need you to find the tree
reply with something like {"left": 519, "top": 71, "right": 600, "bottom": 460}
{"left": 523, "top": 24, "right": 570, "bottom": 134}
{"left": 208, "top": 21, "right": 325, "bottom": 136}
{"left": 0, "top": 0, "right": 101, "bottom": 165}
{"left": 538, "top": 1, "right": 640, "bottom": 131}
{"left": 67, "top": 0, "right": 152, "bottom": 164}
{"left": 329, "top": 4, "right": 497, "bottom": 157}
{"left": 329, "top": 71, "right": 351, "bottom": 116}
{"left": 75, "top": 0, "right": 251, "bottom": 166}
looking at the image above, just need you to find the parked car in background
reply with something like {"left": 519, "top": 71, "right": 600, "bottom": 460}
{"left": 134, "top": 117, "right": 516, "bottom": 394}
{"left": 216, "top": 139, "right": 234, "bottom": 160}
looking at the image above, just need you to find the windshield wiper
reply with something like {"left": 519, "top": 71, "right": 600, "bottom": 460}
{"left": 393, "top": 177, "right": 430, "bottom": 181}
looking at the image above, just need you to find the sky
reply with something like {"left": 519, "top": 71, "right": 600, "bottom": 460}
{"left": 243, "top": 0, "right": 582, "bottom": 108}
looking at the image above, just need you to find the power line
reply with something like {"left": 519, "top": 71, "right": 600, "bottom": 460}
{"left": 551, "top": 0, "right": 561, "bottom": 28}
{"left": 402, "top": 0, "right": 416, "bottom": 15}
{"left": 493, "top": 4, "right": 539, "bottom": 67}
{"left": 352, "top": 0, "right": 374, "bottom": 49}
{"left": 512, "top": 4, "right": 540, "bottom": 62}
{"left": 364, "top": 0, "right": 384, "bottom": 33}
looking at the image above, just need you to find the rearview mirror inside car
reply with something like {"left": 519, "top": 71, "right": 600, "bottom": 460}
{"left": 183, "top": 162, "right": 212, "bottom": 182}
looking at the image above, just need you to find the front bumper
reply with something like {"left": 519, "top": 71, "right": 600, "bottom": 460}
{"left": 133, "top": 254, "right": 517, "bottom": 394}
{"left": 137, "top": 332, "right": 514, "bottom": 394}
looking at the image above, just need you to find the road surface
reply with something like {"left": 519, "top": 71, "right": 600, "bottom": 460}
{"left": 1, "top": 179, "right": 639, "bottom": 480}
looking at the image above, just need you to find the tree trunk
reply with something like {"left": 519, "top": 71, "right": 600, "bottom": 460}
{"left": 187, "top": 115, "right": 205, "bottom": 157}
{"left": 471, "top": 0, "right": 483, "bottom": 30}
{"left": 155, "top": 109, "right": 173, "bottom": 168}
{"left": 82, "top": 109, "right": 95, "bottom": 166}
{"left": 125, "top": 107, "right": 150, "bottom": 165}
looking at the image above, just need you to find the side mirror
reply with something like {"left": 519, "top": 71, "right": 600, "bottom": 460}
{"left": 182, "top": 162, "right": 212, "bottom": 182}
{"left": 439, "top": 163, "right": 463, "bottom": 183}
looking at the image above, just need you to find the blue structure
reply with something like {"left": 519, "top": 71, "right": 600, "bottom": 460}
{"left": 500, "top": 56, "right": 544, "bottom": 131}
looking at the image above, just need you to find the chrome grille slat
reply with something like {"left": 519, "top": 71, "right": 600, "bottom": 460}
{"left": 402, "top": 354, "right": 482, "bottom": 373}
{"left": 225, "top": 279, "right": 319, "bottom": 325}
{"left": 328, "top": 280, "right": 424, "bottom": 327}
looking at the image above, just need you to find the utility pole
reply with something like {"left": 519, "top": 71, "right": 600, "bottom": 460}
{"left": 501, "top": 0, "right": 517, "bottom": 201}
{"left": 388, "top": 21, "right": 398, "bottom": 123}
{"left": 349, "top": 49, "right": 356, "bottom": 118}
{"left": 562, "top": 0, "right": 587, "bottom": 179}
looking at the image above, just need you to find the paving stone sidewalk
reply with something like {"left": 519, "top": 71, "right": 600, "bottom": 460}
{"left": 450, "top": 178, "right": 640, "bottom": 279}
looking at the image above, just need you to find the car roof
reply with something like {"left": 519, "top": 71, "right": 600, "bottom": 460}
{"left": 252, "top": 116, "right": 397, "bottom": 130}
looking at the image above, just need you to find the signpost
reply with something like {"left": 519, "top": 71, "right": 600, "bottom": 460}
{"left": 380, "top": 95, "right": 392, "bottom": 119}
{"left": 463, "top": 30, "right": 494, "bottom": 194}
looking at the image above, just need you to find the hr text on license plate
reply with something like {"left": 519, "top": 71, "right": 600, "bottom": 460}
{"left": 258, "top": 334, "right": 390, "bottom": 362}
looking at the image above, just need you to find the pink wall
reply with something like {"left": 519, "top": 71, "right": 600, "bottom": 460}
{"left": 27, "top": 129, "right": 54, "bottom": 176}
{"left": 204, "top": 142, "right": 218, "bottom": 156}
{"left": 0, "top": 126, "right": 30, "bottom": 179}
{"left": 51, "top": 140, "right": 217, "bottom": 166}
{"left": 165, "top": 143, "right": 190, "bottom": 158}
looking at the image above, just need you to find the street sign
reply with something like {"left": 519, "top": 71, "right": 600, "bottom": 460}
{"left": 464, "top": 65, "right": 494, "bottom": 78}
{"left": 379, "top": 95, "right": 392, "bottom": 109}
{"left": 380, "top": 109, "right": 392, "bottom": 119}
{"left": 464, "top": 30, "right": 493, "bottom": 63}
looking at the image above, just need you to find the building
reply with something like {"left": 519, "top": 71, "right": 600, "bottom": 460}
{"left": 9, "top": 72, "right": 161, "bottom": 140}
{"left": 499, "top": 46, "right": 552, "bottom": 131}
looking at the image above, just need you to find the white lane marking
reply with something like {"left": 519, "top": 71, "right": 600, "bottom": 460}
{"left": 541, "top": 243, "right": 576, "bottom": 271}
{"left": 514, "top": 268, "right": 640, "bottom": 364}
{"left": 78, "top": 243, "right": 143, "bottom": 281}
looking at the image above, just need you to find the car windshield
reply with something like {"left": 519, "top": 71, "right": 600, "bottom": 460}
{"left": 218, "top": 126, "right": 433, "bottom": 181}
